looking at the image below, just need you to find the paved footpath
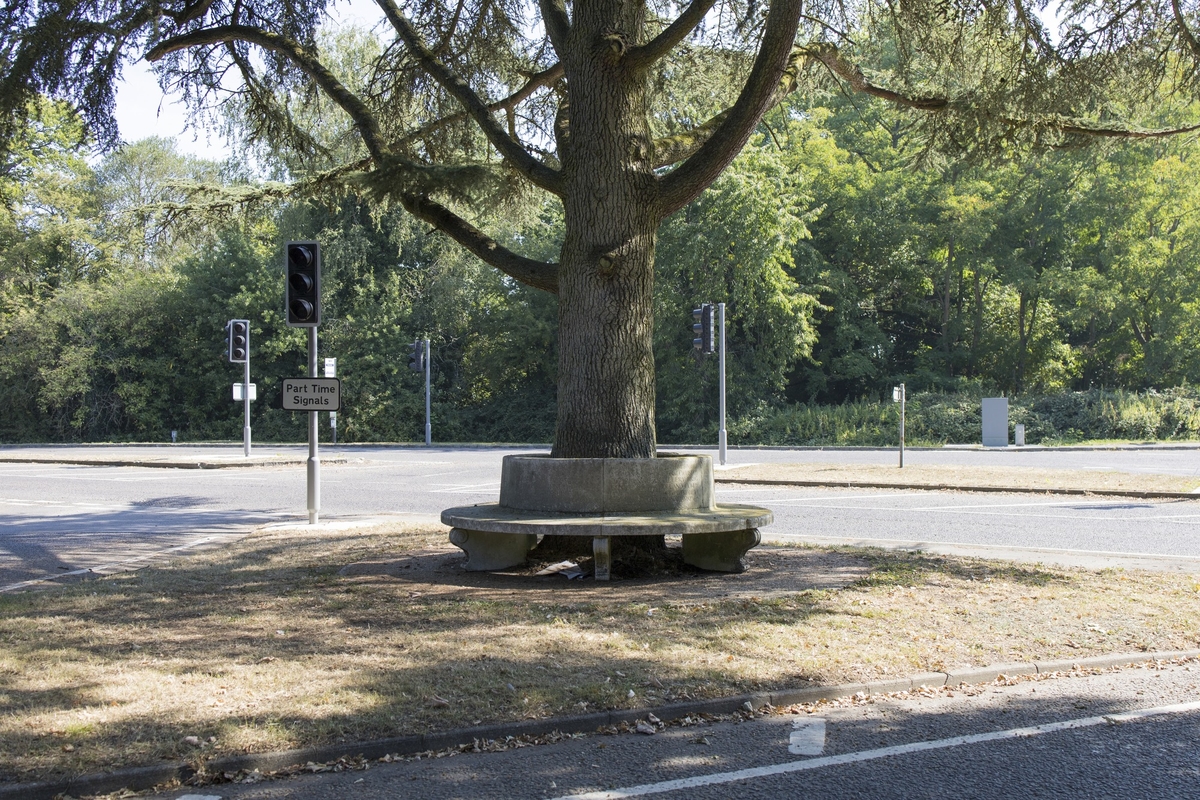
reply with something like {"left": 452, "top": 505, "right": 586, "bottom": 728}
{"left": 137, "top": 659, "right": 1200, "bottom": 800}
{"left": 7, "top": 444, "right": 1200, "bottom": 589}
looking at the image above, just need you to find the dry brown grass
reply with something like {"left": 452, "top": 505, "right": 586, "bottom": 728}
{"left": 720, "top": 462, "right": 1200, "bottom": 493}
{"left": 2, "top": 521, "right": 1199, "bottom": 783}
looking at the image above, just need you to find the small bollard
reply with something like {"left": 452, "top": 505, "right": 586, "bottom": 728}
{"left": 1015, "top": 423, "right": 1025, "bottom": 447}
{"left": 170, "top": 430, "right": 178, "bottom": 444}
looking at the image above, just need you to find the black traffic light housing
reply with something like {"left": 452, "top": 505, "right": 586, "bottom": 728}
{"left": 228, "top": 319, "right": 250, "bottom": 362}
{"left": 285, "top": 241, "right": 321, "bottom": 327}
{"left": 408, "top": 340, "right": 426, "bottom": 372}
{"left": 692, "top": 303, "right": 714, "bottom": 354}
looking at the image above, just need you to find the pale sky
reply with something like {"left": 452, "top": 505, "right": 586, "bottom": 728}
{"left": 112, "top": 0, "right": 382, "bottom": 161}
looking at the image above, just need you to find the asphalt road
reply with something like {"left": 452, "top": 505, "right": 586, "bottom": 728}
{"left": 139, "top": 660, "right": 1200, "bottom": 800}
{"left": 6, "top": 444, "right": 1200, "bottom": 588}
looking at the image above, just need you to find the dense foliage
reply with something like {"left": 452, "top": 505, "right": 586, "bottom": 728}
{"left": 6, "top": 74, "right": 1200, "bottom": 444}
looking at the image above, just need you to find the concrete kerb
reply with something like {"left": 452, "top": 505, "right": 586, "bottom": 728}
{"left": 715, "top": 477, "right": 1200, "bottom": 500}
{"left": 4, "top": 452, "right": 1197, "bottom": 500}
{"left": 5, "top": 649, "right": 1197, "bottom": 800}
{"left": 0, "top": 456, "right": 350, "bottom": 469}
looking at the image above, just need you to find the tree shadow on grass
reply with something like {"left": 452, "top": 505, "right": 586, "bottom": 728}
{"left": 0, "top": 524, "right": 1163, "bottom": 786}
{"left": 845, "top": 548, "right": 1076, "bottom": 589}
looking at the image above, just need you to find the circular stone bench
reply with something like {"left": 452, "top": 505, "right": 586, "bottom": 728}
{"left": 441, "top": 454, "right": 772, "bottom": 578}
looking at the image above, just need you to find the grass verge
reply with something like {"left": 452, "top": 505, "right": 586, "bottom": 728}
{"left": 719, "top": 462, "right": 1200, "bottom": 494}
{"left": 2, "top": 522, "right": 1199, "bottom": 783}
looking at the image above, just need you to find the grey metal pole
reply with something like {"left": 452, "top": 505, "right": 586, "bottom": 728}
{"left": 718, "top": 302, "right": 727, "bottom": 466}
{"left": 307, "top": 327, "right": 320, "bottom": 524}
{"left": 243, "top": 354, "right": 251, "bottom": 457}
{"left": 899, "top": 382, "right": 906, "bottom": 469}
{"left": 424, "top": 338, "right": 432, "bottom": 446}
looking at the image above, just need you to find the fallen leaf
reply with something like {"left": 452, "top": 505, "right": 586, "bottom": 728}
{"left": 636, "top": 720, "right": 656, "bottom": 735}
{"left": 429, "top": 695, "right": 451, "bottom": 707}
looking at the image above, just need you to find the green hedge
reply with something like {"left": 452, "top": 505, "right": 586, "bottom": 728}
{"left": 709, "top": 387, "right": 1200, "bottom": 447}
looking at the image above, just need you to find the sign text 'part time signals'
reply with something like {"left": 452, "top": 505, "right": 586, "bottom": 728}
{"left": 282, "top": 378, "right": 341, "bottom": 411}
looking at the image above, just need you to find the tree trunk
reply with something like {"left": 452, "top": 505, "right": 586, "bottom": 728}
{"left": 552, "top": 3, "right": 658, "bottom": 459}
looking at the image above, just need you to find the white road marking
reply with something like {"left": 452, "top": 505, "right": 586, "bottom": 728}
{"left": 550, "top": 700, "right": 1200, "bottom": 800}
{"left": 788, "top": 717, "right": 826, "bottom": 755}
{"left": 429, "top": 482, "right": 502, "bottom": 493}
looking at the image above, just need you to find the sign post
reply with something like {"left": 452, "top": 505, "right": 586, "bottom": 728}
{"left": 308, "top": 329, "right": 319, "bottom": 524}
{"left": 718, "top": 302, "right": 727, "bottom": 466}
{"left": 280, "top": 373, "right": 342, "bottom": 523}
{"left": 325, "top": 357, "right": 337, "bottom": 444}
{"left": 424, "top": 338, "right": 431, "bottom": 446}
{"left": 227, "top": 319, "right": 252, "bottom": 456}
{"left": 285, "top": 240, "right": 322, "bottom": 524}
{"left": 242, "top": 351, "right": 251, "bottom": 457}
{"left": 893, "top": 383, "right": 906, "bottom": 468}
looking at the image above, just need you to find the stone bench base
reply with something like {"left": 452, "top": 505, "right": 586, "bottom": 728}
{"left": 442, "top": 503, "right": 771, "bottom": 577}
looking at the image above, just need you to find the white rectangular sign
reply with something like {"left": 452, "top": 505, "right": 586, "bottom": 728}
{"left": 282, "top": 378, "right": 341, "bottom": 411}
{"left": 232, "top": 383, "right": 257, "bottom": 401}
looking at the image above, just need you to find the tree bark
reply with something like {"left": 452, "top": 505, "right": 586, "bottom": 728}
{"left": 551, "top": 2, "right": 659, "bottom": 458}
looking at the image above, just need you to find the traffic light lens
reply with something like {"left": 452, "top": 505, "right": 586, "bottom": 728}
{"left": 290, "top": 299, "right": 314, "bottom": 320}
{"left": 289, "top": 273, "right": 313, "bottom": 293}
{"left": 288, "top": 246, "right": 313, "bottom": 269}
{"left": 233, "top": 348, "right": 246, "bottom": 359}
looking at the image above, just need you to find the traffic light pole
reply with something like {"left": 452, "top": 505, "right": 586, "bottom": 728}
{"left": 718, "top": 302, "right": 727, "bottom": 466}
{"left": 242, "top": 355, "right": 252, "bottom": 457}
{"left": 308, "top": 327, "right": 320, "bottom": 524}
{"left": 424, "top": 338, "right": 431, "bottom": 446}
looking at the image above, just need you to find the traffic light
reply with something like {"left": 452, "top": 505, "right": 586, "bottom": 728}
{"left": 692, "top": 303, "right": 714, "bottom": 354}
{"left": 408, "top": 340, "right": 425, "bottom": 372}
{"left": 285, "top": 241, "right": 321, "bottom": 327}
{"left": 228, "top": 319, "right": 249, "bottom": 363}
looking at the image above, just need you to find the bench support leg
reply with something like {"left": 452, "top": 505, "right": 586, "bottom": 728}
{"left": 682, "top": 529, "right": 760, "bottom": 573}
{"left": 593, "top": 536, "right": 611, "bottom": 581}
{"left": 449, "top": 528, "right": 536, "bottom": 571}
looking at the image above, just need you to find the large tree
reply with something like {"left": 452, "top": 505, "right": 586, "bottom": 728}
{"left": 5, "top": 0, "right": 1200, "bottom": 457}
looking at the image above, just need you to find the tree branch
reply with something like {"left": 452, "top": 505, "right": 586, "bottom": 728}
{"left": 658, "top": 0, "right": 804, "bottom": 215}
{"left": 806, "top": 42, "right": 949, "bottom": 110}
{"left": 625, "top": 0, "right": 717, "bottom": 72}
{"left": 1055, "top": 120, "right": 1200, "bottom": 138}
{"left": 651, "top": 46, "right": 809, "bottom": 167}
{"left": 145, "top": 25, "right": 389, "bottom": 161}
{"left": 165, "top": 0, "right": 217, "bottom": 26}
{"left": 399, "top": 194, "right": 559, "bottom": 293}
{"left": 811, "top": 42, "right": 1200, "bottom": 140}
{"left": 1172, "top": 0, "right": 1200, "bottom": 58}
{"left": 376, "top": 0, "right": 564, "bottom": 195}
{"left": 393, "top": 63, "right": 563, "bottom": 149}
{"left": 652, "top": 110, "right": 730, "bottom": 168}
{"left": 537, "top": 0, "right": 571, "bottom": 58}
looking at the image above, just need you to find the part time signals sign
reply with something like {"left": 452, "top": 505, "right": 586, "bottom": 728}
{"left": 282, "top": 378, "right": 342, "bottom": 411}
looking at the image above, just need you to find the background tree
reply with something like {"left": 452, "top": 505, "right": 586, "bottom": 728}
{"left": 9, "top": 0, "right": 1200, "bottom": 452}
